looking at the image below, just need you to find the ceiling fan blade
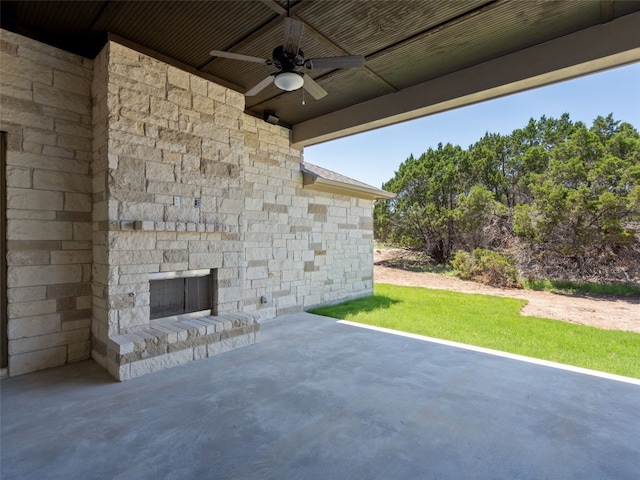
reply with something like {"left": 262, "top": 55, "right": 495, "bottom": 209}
{"left": 245, "top": 75, "right": 275, "bottom": 96}
{"left": 305, "top": 55, "right": 366, "bottom": 69}
{"left": 283, "top": 17, "right": 304, "bottom": 56}
{"left": 302, "top": 74, "right": 327, "bottom": 100}
{"left": 210, "top": 50, "right": 271, "bottom": 65}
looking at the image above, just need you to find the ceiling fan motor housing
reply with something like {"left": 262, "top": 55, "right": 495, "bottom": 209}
{"left": 272, "top": 45, "right": 305, "bottom": 72}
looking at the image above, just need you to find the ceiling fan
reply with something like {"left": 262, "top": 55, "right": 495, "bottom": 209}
{"left": 210, "top": 16, "right": 365, "bottom": 100}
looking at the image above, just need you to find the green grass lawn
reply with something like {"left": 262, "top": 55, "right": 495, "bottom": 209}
{"left": 521, "top": 278, "right": 640, "bottom": 296}
{"left": 310, "top": 283, "right": 640, "bottom": 379}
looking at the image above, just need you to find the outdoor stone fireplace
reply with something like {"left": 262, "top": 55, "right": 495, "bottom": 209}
{"left": 93, "top": 215, "right": 260, "bottom": 380}
{"left": 97, "top": 223, "right": 259, "bottom": 381}
{"left": 90, "top": 41, "right": 262, "bottom": 380}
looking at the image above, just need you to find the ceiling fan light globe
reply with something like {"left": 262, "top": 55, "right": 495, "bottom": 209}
{"left": 274, "top": 72, "right": 304, "bottom": 91}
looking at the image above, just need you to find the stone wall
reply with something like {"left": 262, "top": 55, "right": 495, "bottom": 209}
{"left": 1, "top": 31, "right": 375, "bottom": 379}
{"left": 243, "top": 119, "right": 374, "bottom": 320}
{"left": 1, "top": 30, "right": 93, "bottom": 375}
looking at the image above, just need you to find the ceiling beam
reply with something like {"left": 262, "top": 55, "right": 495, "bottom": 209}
{"left": 291, "top": 11, "right": 640, "bottom": 148}
{"left": 293, "top": 16, "right": 397, "bottom": 93}
{"left": 260, "top": 0, "right": 287, "bottom": 16}
{"left": 600, "top": 1, "right": 615, "bottom": 23}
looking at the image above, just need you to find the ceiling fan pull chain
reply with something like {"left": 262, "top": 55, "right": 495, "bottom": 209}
{"left": 302, "top": 87, "right": 306, "bottom": 105}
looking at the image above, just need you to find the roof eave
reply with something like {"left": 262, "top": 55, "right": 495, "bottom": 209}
{"left": 301, "top": 169, "right": 396, "bottom": 201}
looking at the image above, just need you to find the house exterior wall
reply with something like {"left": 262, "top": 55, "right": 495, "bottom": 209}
{"left": 243, "top": 120, "right": 374, "bottom": 319}
{"left": 1, "top": 30, "right": 94, "bottom": 376}
{"left": 1, "top": 30, "right": 374, "bottom": 379}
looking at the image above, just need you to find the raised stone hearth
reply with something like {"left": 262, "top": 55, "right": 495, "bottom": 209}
{"left": 107, "top": 313, "right": 258, "bottom": 380}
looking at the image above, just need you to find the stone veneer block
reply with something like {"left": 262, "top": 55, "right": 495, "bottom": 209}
{"left": 134, "top": 220, "right": 155, "bottom": 231}
{"left": 9, "top": 346, "right": 67, "bottom": 376}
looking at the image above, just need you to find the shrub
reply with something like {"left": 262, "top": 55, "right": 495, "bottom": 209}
{"left": 450, "top": 251, "right": 474, "bottom": 280}
{"left": 451, "top": 249, "right": 520, "bottom": 288}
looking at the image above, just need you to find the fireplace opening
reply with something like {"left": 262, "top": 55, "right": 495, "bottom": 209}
{"left": 149, "top": 269, "right": 216, "bottom": 320}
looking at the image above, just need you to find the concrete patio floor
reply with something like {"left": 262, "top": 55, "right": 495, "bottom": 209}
{"left": 2, "top": 313, "right": 639, "bottom": 480}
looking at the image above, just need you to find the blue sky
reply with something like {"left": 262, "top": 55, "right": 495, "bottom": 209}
{"left": 303, "top": 62, "right": 640, "bottom": 189}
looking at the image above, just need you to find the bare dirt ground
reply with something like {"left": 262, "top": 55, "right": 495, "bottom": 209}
{"left": 374, "top": 248, "right": 640, "bottom": 334}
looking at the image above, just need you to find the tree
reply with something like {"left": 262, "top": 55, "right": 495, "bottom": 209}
{"left": 513, "top": 116, "right": 640, "bottom": 278}
{"left": 380, "top": 144, "right": 465, "bottom": 262}
{"left": 463, "top": 133, "right": 511, "bottom": 204}
{"left": 465, "top": 114, "right": 579, "bottom": 208}
{"left": 378, "top": 144, "right": 503, "bottom": 262}
{"left": 458, "top": 185, "right": 507, "bottom": 249}
{"left": 374, "top": 113, "right": 640, "bottom": 281}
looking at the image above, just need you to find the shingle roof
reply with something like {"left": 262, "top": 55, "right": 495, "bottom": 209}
{"left": 301, "top": 163, "right": 395, "bottom": 200}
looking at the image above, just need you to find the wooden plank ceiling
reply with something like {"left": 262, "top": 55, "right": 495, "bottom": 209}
{"left": 2, "top": 0, "right": 639, "bottom": 144}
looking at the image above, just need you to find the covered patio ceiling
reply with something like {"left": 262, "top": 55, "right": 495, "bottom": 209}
{"left": 2, "top": 0, "right": 639, "bottom": 147}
